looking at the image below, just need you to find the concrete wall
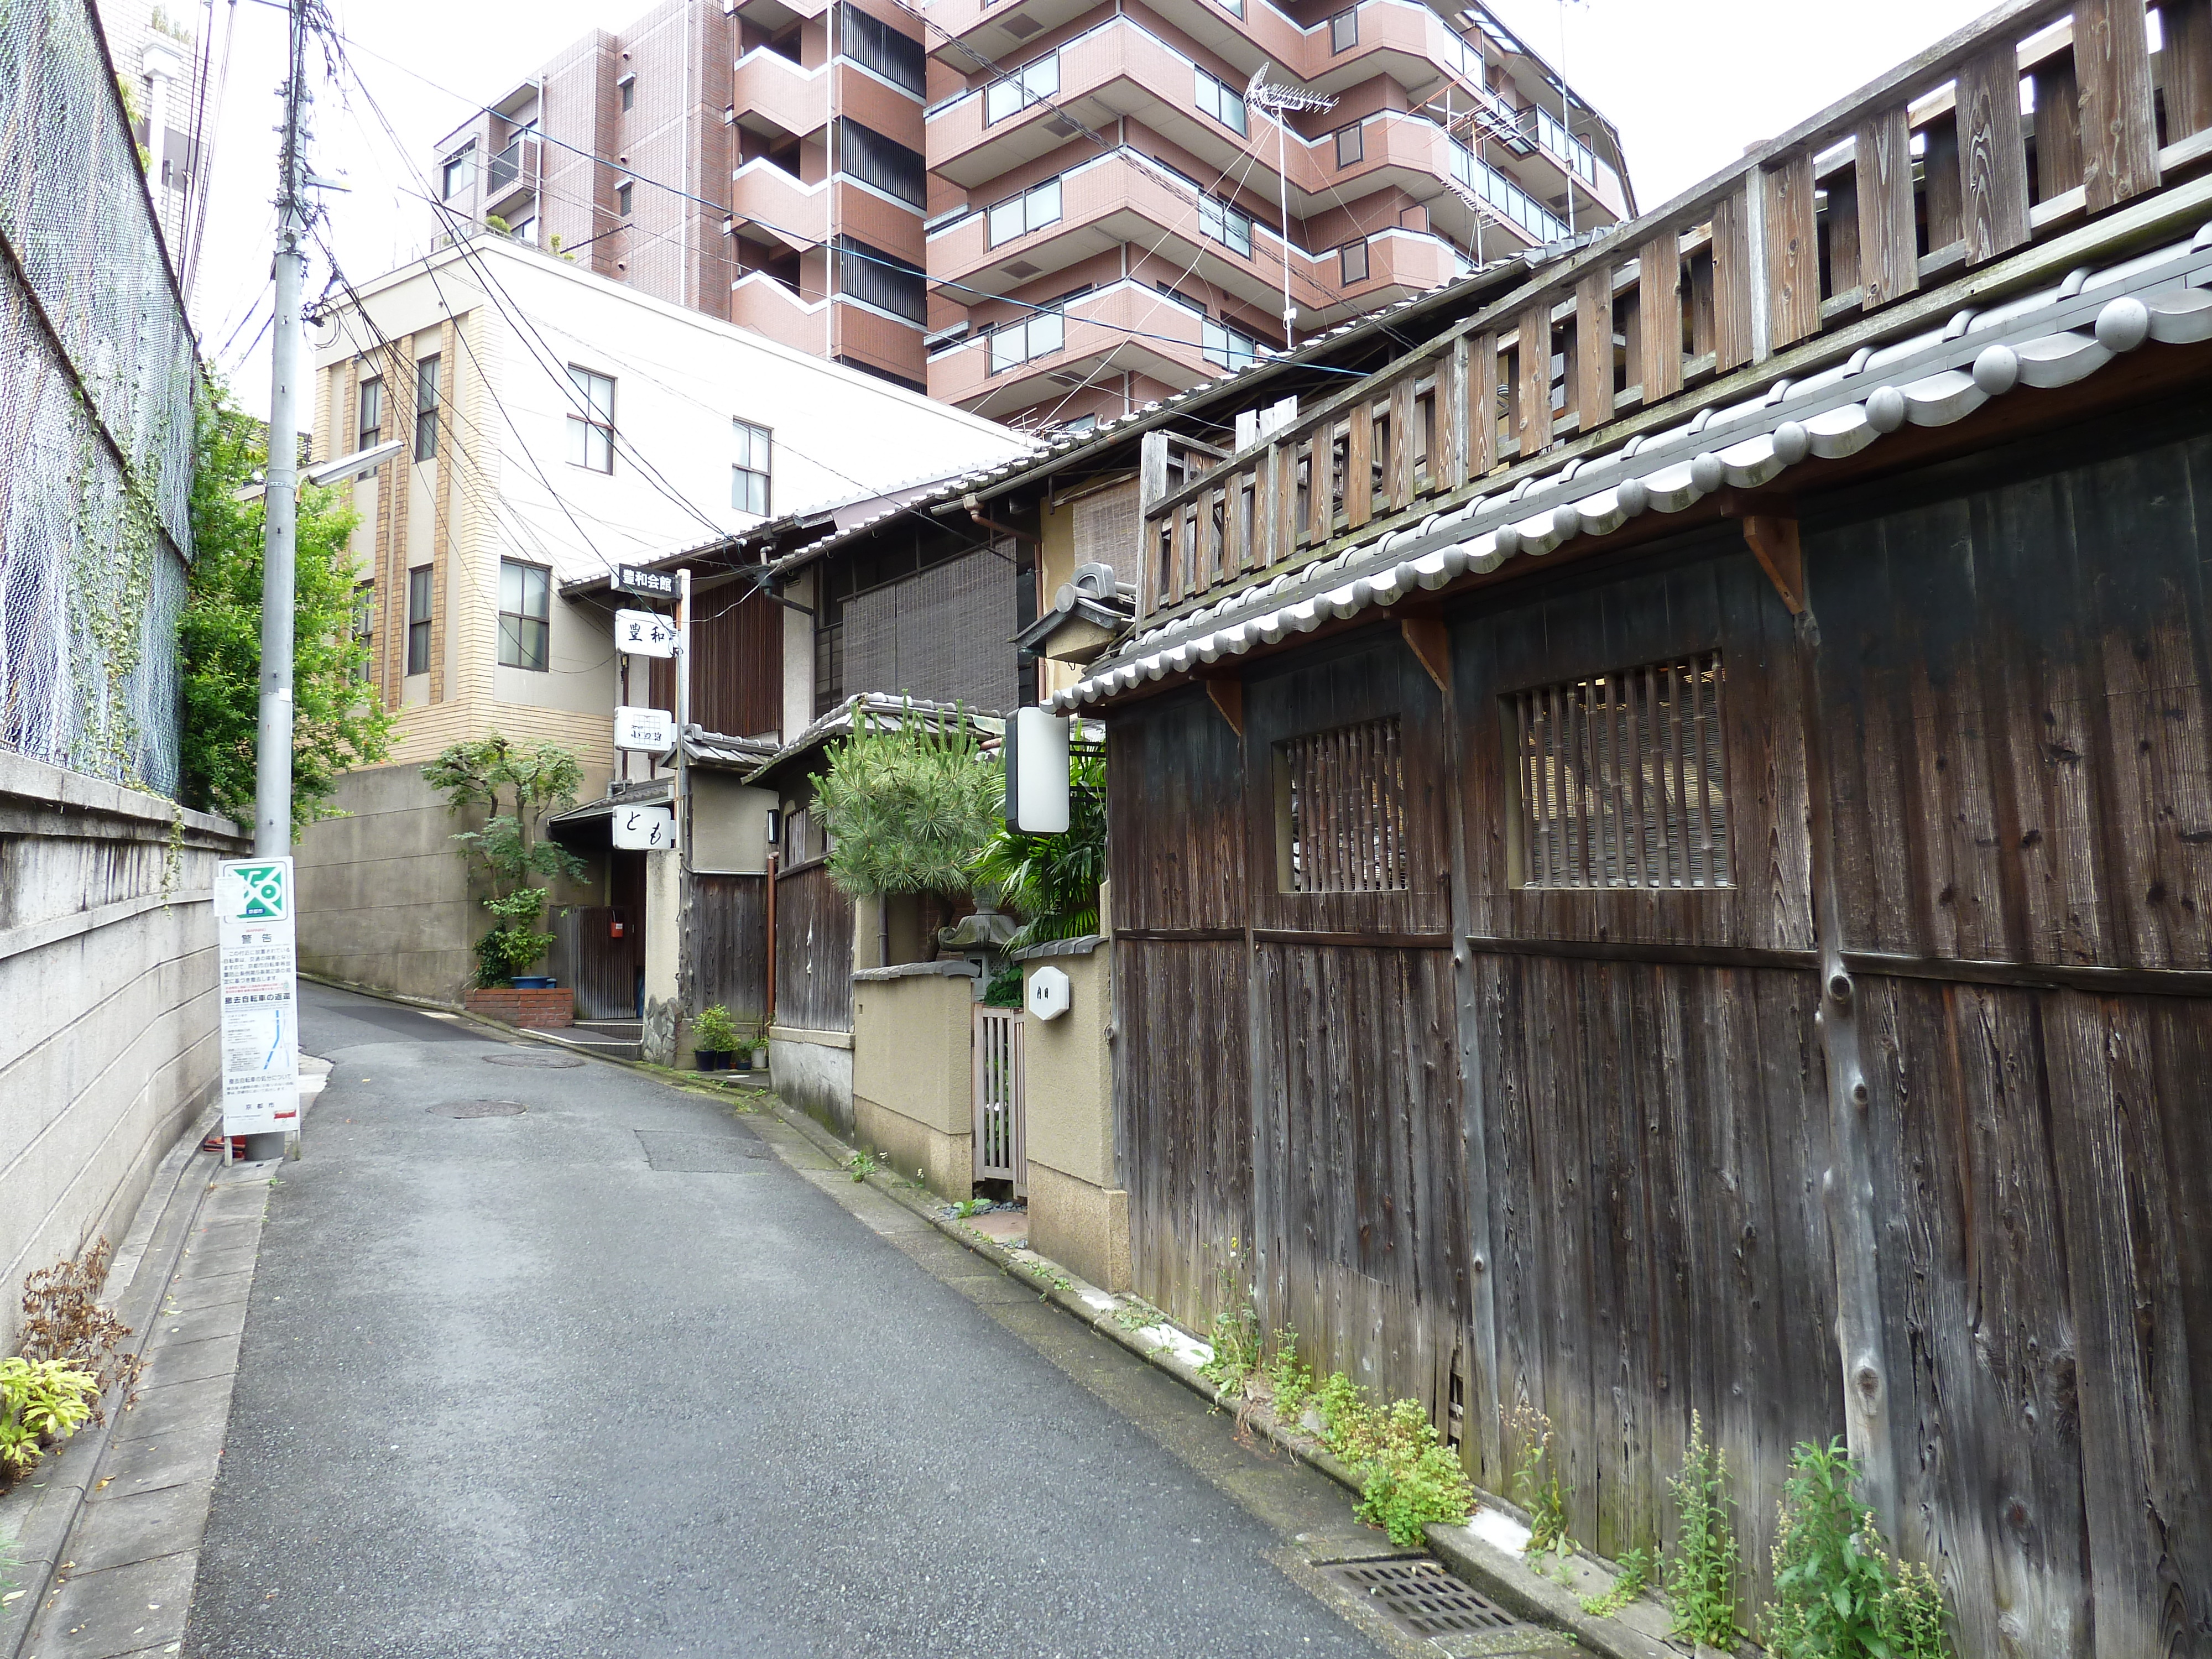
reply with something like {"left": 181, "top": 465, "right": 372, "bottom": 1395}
{"left": 295, "top": 761, "right": 609, "bottom": 1005}
{"left": 769, "top": 1032, "right": 854, "bottom": 1138}
{"left": 0, "top": 752, "right": 247, "bottom": 1352}
{"left": 850, "top": 963, "right": 978, "bottom": 1198}
{"left": 1019, "top": 941, "right": 1128, "bottom": 1291}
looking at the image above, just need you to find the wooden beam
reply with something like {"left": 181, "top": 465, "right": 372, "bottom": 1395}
{"left": 1204, "top": 676, "right": 1244, "bottom": 737}
{"left": 1855, "top": 106, "right": 1920, "bottom": 308}
{"left": 1638, "top": 236, "right": 1683, "bottom": 402}
{"left": 1402, "top": 617, "right": 1452, "bottom": 693}
{"left": 2075, "top": 0, "right": 2159, "bottom": 211}
{"left": 1741, "top": 514, "right": 1807, "bottom": 614}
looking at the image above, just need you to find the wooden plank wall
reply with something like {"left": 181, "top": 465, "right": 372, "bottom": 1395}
{"left": 1452, "top": 541, "right": 1837, "bottom": 1579}
{"left": 1806, "top": 418, "right": 2212, "bottom": 1656}
{"left": 1104, "top": 410, "right": 2212, "bottom": 1643}
{"left": 1108, "top": 691, "right": 1250, "bottom": 1330}
{"left": 771, "top": 860, "right": 853, "bottom": 1033}
{"left": 691, "top": 873, "right": 768, "bottom": 1022}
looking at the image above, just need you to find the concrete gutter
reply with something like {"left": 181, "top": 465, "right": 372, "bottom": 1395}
{"left": 322, "top": 975, "right": 1690, "bottom": 1659}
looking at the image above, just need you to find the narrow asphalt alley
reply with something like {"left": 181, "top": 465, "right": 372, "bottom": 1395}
{"left": 181, "top": 984, "right": 1405, "bottom": 1658}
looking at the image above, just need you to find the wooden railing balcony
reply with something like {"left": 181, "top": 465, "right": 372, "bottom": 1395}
{"left": 1136, "top": 0, "right": 2212, "bottom": 622}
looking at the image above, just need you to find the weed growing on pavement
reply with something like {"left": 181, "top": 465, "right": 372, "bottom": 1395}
{"left": 1666, "top": 1411, "right": 1743, "bottom": 1650}
{"left": 1507, "top": 1396, "right": 1575, "bottom": 1570}
{"left": 951, "top": 1198, "right": 992, "bottom": 1218}
{"left": 1762, "top": 1438, "right": 1950, "bottom": 1659}
{"left": 844, "top": 1151, "right": 878, "bottom": 1182}
{"left": 1262, "top": 1332, "right": 1314, "bottom": 1424}
{"left": 18, "top": 1239, "right": 140, "bottom": 1426}
{"left": 1197, "top": 1238, "right": 1263, "bottom": 1400}
{"left": 1582, "top": 1546, "right": 1656, "bottom": 1616}
{"left": 1112, "top": 1295, "right": 1167, "bottom": 1334}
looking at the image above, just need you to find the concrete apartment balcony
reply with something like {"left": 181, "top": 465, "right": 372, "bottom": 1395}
{"left": 729, "top": 158, "right": 829, "bottom": 251}
{"left": 928, "top": 281, "right": 1219, "bottom": 417}
{"left": 729, "top": 271, "right": 831, "bottom": 353}
{"left": 732, "top": 47, "right": 830, "bottom": 143}
{"left": 483, "top": 133, "right": 541, "bottom": 222}
{"left": 728, "top": 0, "right": 829, "bottom": 32}
{"left": 930, "top": 149, "right": 1341, "bottom": 321}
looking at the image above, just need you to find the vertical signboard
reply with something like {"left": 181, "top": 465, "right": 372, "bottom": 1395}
{"left": 216, "top": 857, "right": 300, "bottom": 1146}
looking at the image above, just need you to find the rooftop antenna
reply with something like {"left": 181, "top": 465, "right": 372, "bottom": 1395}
{"left": 1244, "top": 63, "right": 1335, "bottom": 351}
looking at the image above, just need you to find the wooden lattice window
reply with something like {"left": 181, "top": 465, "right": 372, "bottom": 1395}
{"left": 1275, "top": 716, "right": 1409, "bottom": 893}
{"left": 1508, "top": 651, "right": 1731, "bottom": 889}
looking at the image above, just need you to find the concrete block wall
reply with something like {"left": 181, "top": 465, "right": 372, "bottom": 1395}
{"left": 849, "top": 963, "right": 978, "bottom": 1198}
{"left": 1018, "top": 940, "right": 1129, "bottom": 1291}
{"left": 294, "top": 763, "right": 475, "bottom": 1002}
{"left": 0, "top": 752, "right": 248, "bottom": 1353}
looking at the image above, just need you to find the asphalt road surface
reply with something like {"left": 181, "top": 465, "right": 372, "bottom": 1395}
{"left": 184, "top": 982, "right": 1400, "bottom": 1658}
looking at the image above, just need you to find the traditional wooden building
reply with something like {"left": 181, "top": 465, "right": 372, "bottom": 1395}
{"left": 1037, "top": 0, "right": 2212, "bottom": 1646}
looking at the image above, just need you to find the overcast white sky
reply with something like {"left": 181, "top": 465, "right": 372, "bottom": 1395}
{"left": 193, "top": 0, "right": 2001, "bottom": 416}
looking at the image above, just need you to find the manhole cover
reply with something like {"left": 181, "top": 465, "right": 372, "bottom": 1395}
{"left": 482, "top": 1051, "right": 583, "bottom": 1069}
{"left": 1317, "top": 1557, "right": 1518, "bottom": 1638}
{"left": 429, "top": 1100, "right": 528, "bottom": 1118}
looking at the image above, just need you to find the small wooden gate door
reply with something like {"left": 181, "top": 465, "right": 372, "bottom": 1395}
{"left": 973, "top": 1005, "right": 1025, "bottom": 1193}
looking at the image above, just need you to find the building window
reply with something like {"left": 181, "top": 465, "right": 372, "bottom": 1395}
{"left": 440, "top": 144, "right": 475, "bottom": 200}
{"left": 989, "top": 308, "right": 1064, "bottom": 373}
{"left": 413, "top": 355, "right": 440, "bottom": 462}
{"left": 1506, "top": 651, "right": 1731, "bottom": 889}
{"left": 1061, "top": 413, "right": 1097, "bottom": 435}
{"left": 351, "top": 582, "right": 374, "bottom": 681}
{"left": 1157, "top": 281, "right": 1205, "bottom": 314}
{"left": 1329, "top": 7, "right": 1358, "bottom": 51}
{"left": 1340, "top": 238, "right": 1369, "bottom": 284}
{"left": 1198, "top": 193, "right": 1252, "bottom": 258}
{"left": 733, "top": 419, "right": 772, "bottom": 514}
{"left": 498, "top": 559, "right": 551, "bottom": 671}
{"left": 566, "top": 366, "right": 615, "bottom": 472}
{"left": 405, "top": 566, "right": 433, "bottom": 675}
{"left": 618, "top": 73, "right": 636, "bottom": 112}
{"left": 985, "top": 53, "right": 1058, "bottom": 124}
{"left": 1196, "top": 69, "right": 1248, "bottom": 136}
{"left": 356, "top": 376, "right": 382, "bottom": 448}
{"left": 1335, "top": 123, "right": 1363, "bottom": 168}
{"left": 987, "top": 176, "right": 1061, "bottom": 247}
{"left": 615, "top": 179, "right": 634, "bottom": 216}
{"left": 1275, "top": 716, "right": 1407, "bottom": 893}
{"left": 1202, "top": 317, "right": 1261, "bottom": 369}
{"left": 1215, "top": 0, "right": 1243, "bottom": 15}
{"left": 510, "top": 215, "right": 537, "bottom": 245}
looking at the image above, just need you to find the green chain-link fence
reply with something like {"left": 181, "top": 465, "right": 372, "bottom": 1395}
{"left": 0, "top": 0, "right": 199, "bottom": 795}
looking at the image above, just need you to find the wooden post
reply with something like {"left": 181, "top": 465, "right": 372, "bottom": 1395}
{"left": 764, "top": 845, "right": 778, "bottom": 1031}
{"left": 1138, "top": 430, "right": 1170, "bottom": 617}
{"left": 1794, "top": 577, "right": 1902, "bottom": 1543}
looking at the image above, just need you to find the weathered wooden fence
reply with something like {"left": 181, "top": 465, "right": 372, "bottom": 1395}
{"left": 772, "top": 859, "right": 854, "bottom": 1033}
{"left": 691, "top": 873, "right": 767, "bottom": 1022}
{"left": 1107, "top": 409, "right": 2212, "bottom": 1647}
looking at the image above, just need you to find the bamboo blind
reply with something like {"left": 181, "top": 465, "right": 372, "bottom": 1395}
{"left": 1510, "top": 651, "right": 1731, "bottom": 889}
{"left": 1276, "top": 716, "right": 1410, "bottom": 893}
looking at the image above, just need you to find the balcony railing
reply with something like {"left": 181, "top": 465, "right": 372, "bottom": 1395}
{"left": 1136, "top": 0, "right": 2212, "bottom": 622}
{"left": 484, "top": 135, "right": 539, "bottom": 210}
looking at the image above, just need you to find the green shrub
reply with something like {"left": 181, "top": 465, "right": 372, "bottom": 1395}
{"left": 1352, "top": 1400, "right": 1476, "bottom": 1546}
{"left": 1666, "top": 1411, "right": 1743, "bottom": 1649}
{"left": 1197, "top": 1239, "right": 1261, "bottom": 1399}
{"left": 693, "top": 1005, "right": 740, "bottom": 1051}
{"left": 1762, "top": 1439, "right": 1950, "bottom": 1659}
{"left": 0, "top": 1357, "right": 98, "bottom": 1478}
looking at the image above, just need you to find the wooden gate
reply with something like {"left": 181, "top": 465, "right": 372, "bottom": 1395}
{"left": 973, "top": 1005, "right": 1025, "bottom": 1193}
{"left": 549, "top": 905, "right": 641, "bottom": 1020}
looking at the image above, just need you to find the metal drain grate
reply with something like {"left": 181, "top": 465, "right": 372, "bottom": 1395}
{"left": 429, "top": 1100, "right": 528, "bottom": 1118}
{"left": 482, "top": 1051, "right": 583, "bottom": 1070}
{"left": 1318, "top": 1556, "right": 1518, "bottom": 1637}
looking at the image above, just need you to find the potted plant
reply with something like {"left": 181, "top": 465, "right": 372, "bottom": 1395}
{"left": 692, "top": 1005, "right": 739, "bottom": 1072}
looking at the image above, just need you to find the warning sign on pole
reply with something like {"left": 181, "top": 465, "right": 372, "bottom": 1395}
{"left": 216, "top": 857, "right": 300, "bottom": 1142}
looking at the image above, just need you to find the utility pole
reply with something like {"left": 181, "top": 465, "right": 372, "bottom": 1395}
{"left": 254, "top": 0, "right": 309, "bottom": 858}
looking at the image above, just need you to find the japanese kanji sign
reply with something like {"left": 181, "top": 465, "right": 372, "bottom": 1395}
{"left": 215, "top": 858, "right": 300, "bottom": 1140}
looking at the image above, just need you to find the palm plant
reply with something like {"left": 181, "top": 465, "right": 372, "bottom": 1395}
{"left": 969, "top": 748, "right": 1105, "bottom": 948}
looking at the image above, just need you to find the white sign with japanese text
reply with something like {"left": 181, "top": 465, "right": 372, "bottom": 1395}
{"left": 215, "top": 858, "right": 300, "bottom": 1139}
{"left": 614, "top": 608, "right": 676, "bottom": 658}
{"left": 612, "top": 804, "right": 677, "bottom": 850}
{"left": 614, "top": 705, "right": 675, "bottom": 753}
